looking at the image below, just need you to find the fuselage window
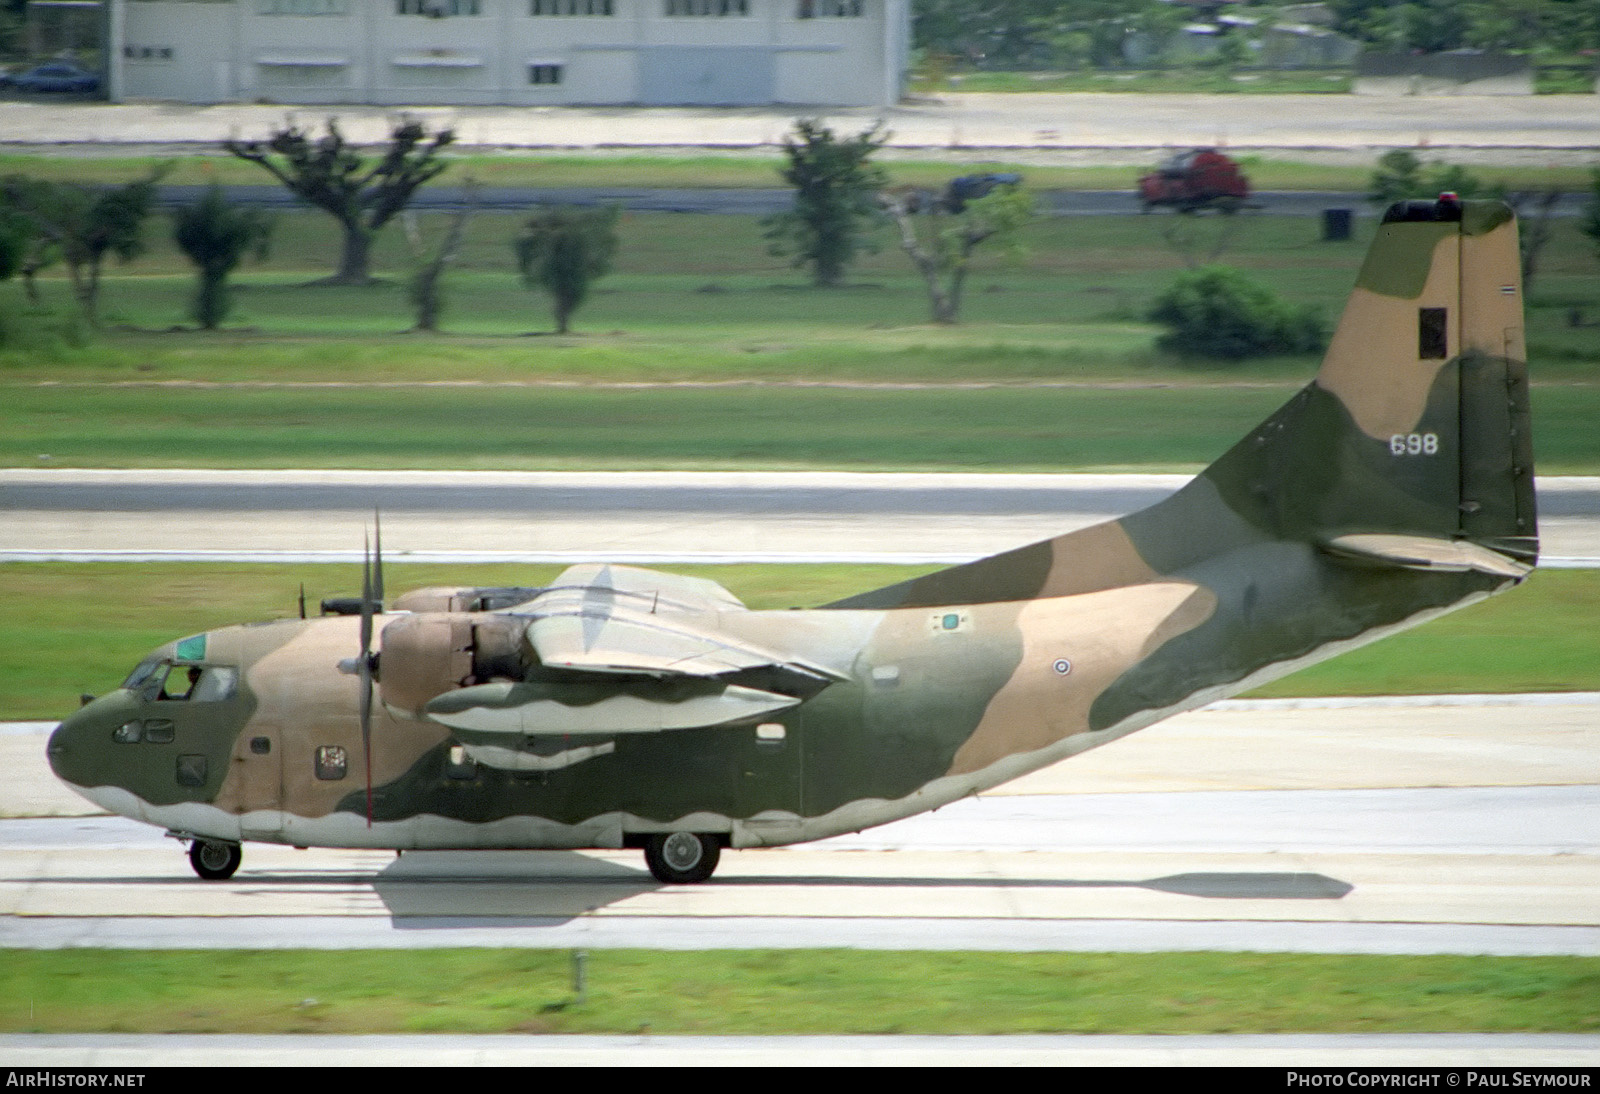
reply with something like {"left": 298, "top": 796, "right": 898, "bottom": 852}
{"left": 176, "top": 754, "right": 208, "bottom": 787}
{"left": 316, "top": 745, "right": 349, "bottom": 781}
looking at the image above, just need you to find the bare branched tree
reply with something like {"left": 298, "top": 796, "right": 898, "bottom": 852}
{"left": 881, "top": 183, "right": 1031, "bottom": 324}
{"left": 226, "top": 117, "right": 454, "bottom": 286}
{"left": 402, "top": 179, "right": 477, "bottom": 333}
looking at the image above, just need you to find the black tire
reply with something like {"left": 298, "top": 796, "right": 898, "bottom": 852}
{"left": 643, "top": 832, "right": 720, "bottom": 884}
{"left": 189, "top": 840, "right": 241, "bottom": 880}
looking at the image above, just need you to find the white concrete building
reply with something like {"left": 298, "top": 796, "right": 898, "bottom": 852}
{"left": 107, "top": 0, "right": 910, "bottom": 107}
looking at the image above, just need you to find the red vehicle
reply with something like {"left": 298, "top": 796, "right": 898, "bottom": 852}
{"left": 1139, "top": 148, "right": 1251, "bottom": 213}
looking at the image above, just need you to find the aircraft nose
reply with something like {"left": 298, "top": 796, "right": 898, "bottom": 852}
{"left": 47, "top": 694, "right": 129, "bottom": 789}
{"left": 47, "top": 705, "right": 94, "bottom": 786}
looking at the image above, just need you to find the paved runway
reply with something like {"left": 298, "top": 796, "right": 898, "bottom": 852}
{"left": 5, "top": 469, "right": 1598, "bottom": 563}
{"left": 4, "top": 94, "right": 1597, "bottom": 163}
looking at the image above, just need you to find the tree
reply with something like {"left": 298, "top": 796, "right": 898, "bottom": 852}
{"left": 1507, "top": 185, "right": 1563, "bottom": 293}
{"left": 402, "top": 179, "right": 477, "bottom": 334}
{"left": 514, "top": 205, "right": 620, "bottom": 335}
{"left": 1368, "top": 150, "right": 1503, "bottom": 208}
{"left": 882, "top": 182, "right": 1032, "bottom": 324}
{"left": 225, "top": 118, "right": 454, "bottom": 286}
{"left": 1149, "top": 265, "right": 1327, "bottom": 362}
{"left": 0, "top": 170, "right": 164, "bottom": 325}
{"left": 172, "top": 184, "right": 274, "bottom": 330}
{"left": 1582, "top": 168, "right": 1600, "bottom": 265}
{"left": 764, "top": 120, "right": 889, "bottom": 288}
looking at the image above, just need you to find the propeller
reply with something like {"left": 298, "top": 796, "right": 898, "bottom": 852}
{"left": 338, "top": 514, "right": 385, "bottom": 828}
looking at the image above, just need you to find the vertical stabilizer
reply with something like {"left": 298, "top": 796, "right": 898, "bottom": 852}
{"left": 836, "top": 197, "right": 1535, "bottom": 612}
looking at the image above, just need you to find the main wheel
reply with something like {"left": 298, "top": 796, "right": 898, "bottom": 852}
{"left": 188, "top": 840, "right": 241, "bottom": 880}
{"left": 643, "top": 832, "right": 720, "bottom": 884}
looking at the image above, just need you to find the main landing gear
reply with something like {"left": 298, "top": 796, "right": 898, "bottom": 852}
{"left": 643, "top": 832, "right": 720, "bottom": 884}
{"left": 188, "top": 839, "right": 242, "bottom": 880}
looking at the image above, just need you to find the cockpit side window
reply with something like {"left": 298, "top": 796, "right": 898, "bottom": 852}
{"left": 139, "top": 663, "right": 239, "bottom": 703}
{"left": 159, "top": 665, "right": 203, "bottom": 701}
{"left": 189, "top": 667, "right": 238, "bottom": 703}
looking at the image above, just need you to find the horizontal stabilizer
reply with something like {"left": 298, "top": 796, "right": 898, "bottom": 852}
{"left": 426, "top": 680, "right": 799, "bottom": 735}
{"left": 1319, "top": 534, "right": 1531, "bottom": 579}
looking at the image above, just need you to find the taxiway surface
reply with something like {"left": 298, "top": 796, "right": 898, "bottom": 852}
{"left": 5, "top": 469, "right": 1599, "bottom": 563}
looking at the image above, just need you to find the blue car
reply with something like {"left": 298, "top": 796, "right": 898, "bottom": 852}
{"left": 10, "top": 63, "right": 100, "bottom": 94}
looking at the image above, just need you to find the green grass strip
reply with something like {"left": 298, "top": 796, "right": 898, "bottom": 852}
{"left": 2, "top": 950, "right": 1595, "bottom": 1035}
{"left": 7, "top": 381, "right": 1599, "bottom": 473}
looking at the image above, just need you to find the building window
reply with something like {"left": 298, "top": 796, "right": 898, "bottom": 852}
{"left": 665, "top": 0, "right": 748, "bottom": 15}
{"left": 797, "top": 0, "right": 862, "bottom": 16}
{"left": 531, "top": 0, "right": 612, "bottom": 13}
{"left": 528, "top": 63, "right": 564, "bottom": 85}
{"left": 123, "top": 45, "right": 175, "bottom": 62}
{"left": 259, "top": 0, "right": 350, "bottom": 13}
{"left": 396, "top": 0, "right": 481, "bottom": 14}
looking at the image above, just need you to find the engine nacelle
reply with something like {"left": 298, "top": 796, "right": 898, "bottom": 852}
{"left": 378, "top": 613, "right": 527, "bottom": 718}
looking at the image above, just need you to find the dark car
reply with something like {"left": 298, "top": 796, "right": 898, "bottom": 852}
{"left": 942, "top": 173, "right": 1023, "bottom": 213}
{"left": 11, "top": 62, "right": 99, "bottom": 94}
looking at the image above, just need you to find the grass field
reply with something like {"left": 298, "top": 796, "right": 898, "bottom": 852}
{"left": 3, "top": 950, "right": 1596, "bottom": 1034}
{"left": 3, "top": 563, "right": 1594, "bottom": 719}
{"left": 3, "top": 208, "right": 1597, "bottom": 472}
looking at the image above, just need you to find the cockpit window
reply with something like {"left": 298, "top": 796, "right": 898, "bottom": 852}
{"left": 122, "top": 656, "right": 165, "bottom": 692}
{"left": 159, "top": 665, "right": 204, "bottom": 701}
{"left": 138, "top": 663, "right": 239, "bottom": 703}
{"left": 189, "top": 667, "right": 238, "bottom": 703}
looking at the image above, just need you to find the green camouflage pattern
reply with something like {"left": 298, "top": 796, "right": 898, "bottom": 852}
{"left": 48, "top": 198, "right": 1536, "bottom": 878}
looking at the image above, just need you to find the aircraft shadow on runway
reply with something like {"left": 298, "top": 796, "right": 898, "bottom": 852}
{"left": 371, "top": 855, "right": 1355, "bottom": 923}
{"left": 31, "top": 854, "right": 1353, "bottom": 925}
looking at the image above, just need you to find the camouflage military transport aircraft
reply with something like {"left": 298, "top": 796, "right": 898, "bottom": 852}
{"left": 49, "top": 197, "right": 1536, "bottom": 884}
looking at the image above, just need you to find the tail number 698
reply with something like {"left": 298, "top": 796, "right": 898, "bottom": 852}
{"left": 1389, "top": 432, "right": 1439, "bottom": 456}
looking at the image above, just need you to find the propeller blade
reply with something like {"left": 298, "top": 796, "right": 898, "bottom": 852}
{"left": 359, "top": 530, "right": 375, "bottom": 829}
{"left": 360, "top": 649, "right": 373, "bottom": 829}
{"left": 360, "top": 532, "right": 373, "bottom": 659}
{"left": 373, "top": 510, "right": 385, "bottom": 609}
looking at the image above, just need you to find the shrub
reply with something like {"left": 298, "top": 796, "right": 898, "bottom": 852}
{"left": 1149, "top": 265, "right": 1327, "bottom": 362}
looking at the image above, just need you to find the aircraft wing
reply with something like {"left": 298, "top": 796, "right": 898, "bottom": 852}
{"left": 521, "top": 562, "right": 841, "bottom": 680}
{"left": 420, "top": 564, "right": 840, "bottom": 749}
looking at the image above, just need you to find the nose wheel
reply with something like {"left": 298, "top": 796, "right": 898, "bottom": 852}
{"left": 643, "top": 832, "right": 720, "bottom": 884}
{"left": 188, "top": 839, "right": 242, "bottom": 880}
